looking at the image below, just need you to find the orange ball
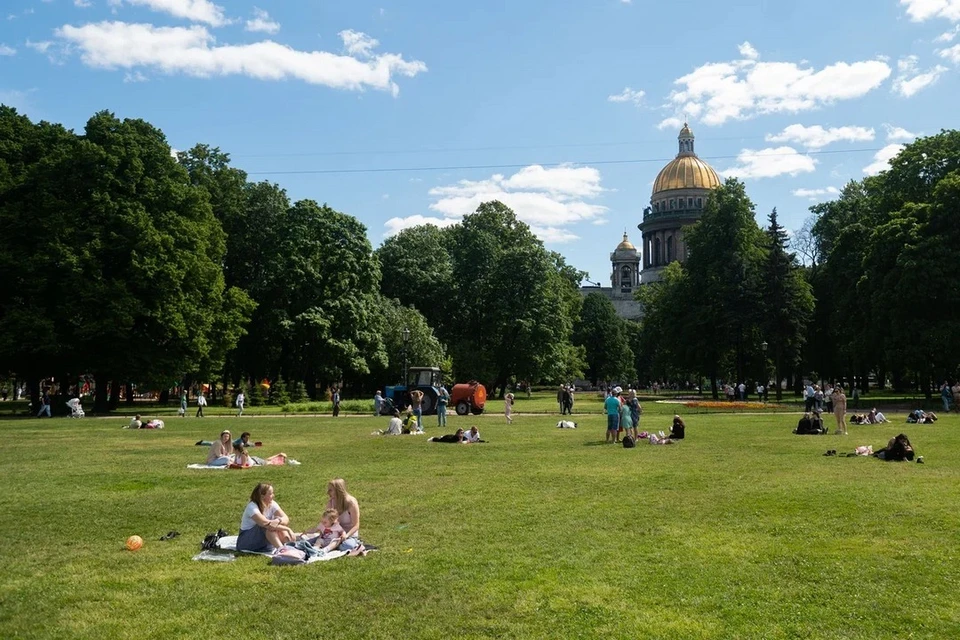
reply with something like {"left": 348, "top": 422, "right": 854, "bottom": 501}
{"left": 126, "top": 535, "right": 143, "bottom": 551}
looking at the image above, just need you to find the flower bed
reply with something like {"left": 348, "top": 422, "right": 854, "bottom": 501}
{"left": 684, "top": 401, "right": 771, "bottom": 410}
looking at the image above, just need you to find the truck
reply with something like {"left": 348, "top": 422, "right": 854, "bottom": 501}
{"left": 382, "top": 367, "right": 486, "bottom": 416}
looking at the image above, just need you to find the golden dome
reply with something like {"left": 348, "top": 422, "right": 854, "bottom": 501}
{"left": 679, "top": 122, "right": 693, "bottom": 137}
{"left": 652, "top": 155, "right": 721, "bottom": 195}
{"left": 615, "top": 232, "right": 635, "bottom": 251}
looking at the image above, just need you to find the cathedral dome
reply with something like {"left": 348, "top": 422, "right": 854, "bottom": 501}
{"left": 652, "top": 156, "right": 721, "bottom": 195}
{"left": 651, "top": 123, "right": 721, "bottom": 197}
{"left": 614, "top": 232, "right": 636, "bottom": 252}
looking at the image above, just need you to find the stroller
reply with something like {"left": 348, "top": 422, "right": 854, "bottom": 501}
{"left": 66, "top": 397, "right": 85, "bottom": 418}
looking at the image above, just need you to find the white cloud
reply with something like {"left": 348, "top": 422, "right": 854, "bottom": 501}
{"left": 738, "top": 41, "right": 759, "bottom": 60}
{"left": 721, "top": 146, "right": 817, "bottom": 180}
{"left": 607, "top": 86, "right": 645, "bottom": 106}
{"left": 766, "top": 124, "right": 874, "bottom": 149}
{"left": 900, "top": 0, "right": 960, "bottom": 22}
{"left": 108, "top": 0, "right": 228, "bottom": 27}
{"left": 26, "top": 40, "right": 54, "bottom": 53}
{"left": 339, "top": 29, "right": 378, "bottom": 58}
{"left": 245, "top": 8, "right": 279, "bottom": 35}
{"left": 662, "top": 44, "right": 891, "bottom": 126}
{"left": 75, "top": 0, "right": 93, "bottom": 7}
{"left": 940, "top": 43, "right": 960, "bottom": 63}
{"left": 54, "top": 21, "right": 427, "bottom": 96}
{"left": 884, "top": 124, "right": 917, "bottom": 142}
{"left": 385, "top": 164, "right": 607, "bottom": 243}
{"left": 657, "top": 116, "right": 685, "bottom": 130}
{"left": 0, "top": 44, "right": 15, "bottom": 56}
{"left": 935, "top": 26, "right": 960, "bottom": 41}
{"left": 893, "top": 55, "right": 948, "bottom": 96}
{"left": 123, "top": 70, "right": 148, "bottom": 82}
{"left": 792, "top": 186, "right": 840, "bottom": 200}
{"left": 863, "top": 144, "right": 905, "bottom": 176}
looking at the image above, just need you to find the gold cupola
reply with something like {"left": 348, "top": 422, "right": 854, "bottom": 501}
{"left": 651, "top": 123, "right": 721, "bottom": 196}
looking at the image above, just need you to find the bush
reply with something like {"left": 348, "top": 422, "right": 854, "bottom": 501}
{"left": 287, "top": 379, "right": 308, "bottom": 403}
{"left": 280, "top": 399, "right": 371, "bottom": 414}
{"left": 270, "top": 376, "right": 291, "bottom": 406}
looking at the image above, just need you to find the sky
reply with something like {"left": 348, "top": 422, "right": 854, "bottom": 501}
{"left": 2, "top": 0, "right": 959, "bottom": 285}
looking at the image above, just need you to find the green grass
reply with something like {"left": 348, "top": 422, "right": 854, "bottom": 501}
{"left": 2, "top": 408, "right": 960, "bottom": 639}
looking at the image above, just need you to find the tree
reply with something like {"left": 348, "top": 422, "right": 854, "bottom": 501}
{"left": 573, "top": 293, "right": 635, "bottom": 384}
{"left": 761, "top": 209, "right": 814, "bottom": 400}
{"left": 376, "top": 225, "right": 453, "bottom": 334}
{"left": 443, "top": 201, "right": 583, "bottom": 395}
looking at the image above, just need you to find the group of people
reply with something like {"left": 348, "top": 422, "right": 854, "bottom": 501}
{"left": 557, "top": 385, "right": 576, "bottom": 415}
{"left": 237, "top": 478, "right": 361, "bottom": 554}
{"left": 941, "top": 381, "right": 960, "bottom": 412}
{"left": 602, "top": 387, "right": 684, "bottom": 445}
{"left": 125, "top": 414, "right": 165, "bottom": 429}
{"left": 428, "top": 426, "right": 483, "bottom": 443}
{"left": 205, "top": 430, "right": 274, "bottom": 467}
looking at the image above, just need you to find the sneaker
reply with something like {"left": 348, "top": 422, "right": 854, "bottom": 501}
{"left": 917, "top": 456, "right": 925, "bottom": 464}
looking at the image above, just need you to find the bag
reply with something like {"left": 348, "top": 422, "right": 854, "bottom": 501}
{"left": 200, "top": 528, "right": 228, "bottom": 551}
{"left": 270, "top": 546, "right": 307, "bottom": 565}
{"left": 622, "top": 435, "right": 635, "bottom": 448}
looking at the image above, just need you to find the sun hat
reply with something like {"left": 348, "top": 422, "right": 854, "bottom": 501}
{"left": 613, "top": 386, "right": 622, "bottom": 395}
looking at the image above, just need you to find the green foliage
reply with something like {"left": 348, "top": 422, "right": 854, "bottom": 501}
{"left": 269, "top": 375, "right": 291, "bottom": 406}
{"left": 286, "top": 378, "right": 308, "bottom": 403}
{"left": 573, "top": 293, "right": 636, "bottom": 384}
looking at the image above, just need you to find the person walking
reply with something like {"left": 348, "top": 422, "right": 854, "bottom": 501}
{"left": 236, "top": 390, "right": 245, "bottom": 417}
{"left": 332, "top": 387, "right": 341, "bottom": 417}
{"left": 196, "top": 391, "right": 207, "bottom": 418}
{"left": 37, "top": 390, "right": 51, "bottom": 417}
{"left": 505, "top": 392, "right": 514, "bottom": 424}
{"left": 832, "top": 386, "right": 848, "bottom": 436}
{"left": 373, "top": 390, "right": 383, "bottom": 417}
{"left": 179, "top": 389, "right": 188, "bottom": 417}
{"left": 941, "top": 381, "right": 952, "bottom": 413}
{"left": 437, "top": 386, "right": 449, "bottom": 428}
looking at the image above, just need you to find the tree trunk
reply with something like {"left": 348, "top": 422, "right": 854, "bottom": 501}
{"left": 125, "top": 382, "right": 134, "bottom": 406}
{"left": 29, "top": 378, "right": 40, "bottom": 416}
{"left": 109, "top": 380, "right": 121, "bottom": 409}
{"left": 159, "top": 388, "right": 169, "bottom": 404}
{"left": 94, "top": 374, "right": 109, "bottom": 414}
{"left": 710, "top": 371, "right": 718, "bottom": 400}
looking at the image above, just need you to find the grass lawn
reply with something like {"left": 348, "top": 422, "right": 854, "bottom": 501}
{"left": 2, "top": 407, "right": 960, "bottom": 639}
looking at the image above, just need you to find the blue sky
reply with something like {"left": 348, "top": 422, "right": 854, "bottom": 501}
{"left": 2, "top": 0, "right": 959, "bottom": 284}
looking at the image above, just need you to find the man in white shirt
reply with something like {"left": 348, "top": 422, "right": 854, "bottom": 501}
{"left": 236, "top": 391, "right": 245, "bottom": 417}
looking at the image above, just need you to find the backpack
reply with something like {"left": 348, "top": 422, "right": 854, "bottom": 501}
{"left": 200, "top": 528, "right": 228, "bottom": 551}
{"left": 622, "top": 435, "right": 635, "bottom": 448}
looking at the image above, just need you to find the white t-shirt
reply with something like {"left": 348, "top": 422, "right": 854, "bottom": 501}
{"left": 385, "top": 417, "right": 403, "bottom": 435}
{"left": 198, "top": 395, "right": 207, "bottom": 406}
{"left": 464, "top": 430, "right": 481, "bottom": 443}
{"left": 236, "top": 393, "right": 244, "bottom": 406}
{"left": 240, "top": 500, "right": 280, "bottom": 531}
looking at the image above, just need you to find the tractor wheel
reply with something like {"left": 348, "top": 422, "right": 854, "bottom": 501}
{"left": 455, "top": 401, "right": 469, "bottom": 416}
{"left": 470, "top": 406, "right": 484, "bottom": 415}
{"left": 420, "top": 392, "right": 435, "bottom": 415}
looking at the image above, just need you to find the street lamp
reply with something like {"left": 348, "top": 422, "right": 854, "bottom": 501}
{"left": 760, "top": 341, "right": 768, "bottom": 402}
{"left": 402, "top": 327, "right": 410, "bottom": 386}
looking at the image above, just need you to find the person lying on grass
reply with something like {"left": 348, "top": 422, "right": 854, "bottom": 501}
{"left": 874, "top": 433, "right": 917, "bottom": 462}
{"left": 429, "top": 428, "right": 466, "bottom": 443}
{"left": 300, "top": 508, "right": 347, "bottom": 553}
{"left": 206, "top": 430, "right": 232, "bottom": 466}
{"left": 463, "top": 426, "right": 482, "bottom": 443}
{"left": 237, "top": 482, "right": 296, "bottom": 553}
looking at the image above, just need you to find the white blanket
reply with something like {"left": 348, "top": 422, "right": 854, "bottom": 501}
{"left": 216, "top": 535, "right": 347, "bottom": 562}
{"left": 186, "top": 464, "right": 227, "bottom": 470}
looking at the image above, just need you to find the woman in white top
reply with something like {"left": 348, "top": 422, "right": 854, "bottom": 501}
{"left": 206, "top": 430, "right": 232, "bottom": 466}
{"left": 237, "top": 483, "right": 295, "bottom": 553}
{"left": 235, "top": 391, "right": 245, "bottom": 417}
{"left": 504, "top": 393, "right": 514, "bottom": 424}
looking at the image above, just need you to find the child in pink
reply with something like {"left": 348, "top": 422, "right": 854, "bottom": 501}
{"left": 302, "top": 509, "right": 346, "bottom": 552}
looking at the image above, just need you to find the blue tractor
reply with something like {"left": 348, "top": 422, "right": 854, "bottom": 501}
{"left": 382, "top": 367, "right": 444, "bottom": 415}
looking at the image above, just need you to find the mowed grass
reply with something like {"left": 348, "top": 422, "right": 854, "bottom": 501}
{"left": 2, "top": 407, "right": 960, "bottom": 639}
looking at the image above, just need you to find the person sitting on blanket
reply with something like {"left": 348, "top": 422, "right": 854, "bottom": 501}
{"left": 206, "top": 430, "right": 232, "bottom": 466}
{"left": 429, "top": 428, "right": 466, "bottom": 443}
{"left": 669, "top": 415, "right": 686, "bottom": 439}
{"left": 382, "top": 410, "right": 403, "bottom": 435}
{"left": 323, "top": 478, "right": 361, "bottom": 551}
{"left": 230, "top": 443, "right": 252, "bottom": 468}
{"left": 237, "top": 482, "right": 296, "bottom": 553}
{"left": 300, "top": 508, "right": 347, "bottom": 553}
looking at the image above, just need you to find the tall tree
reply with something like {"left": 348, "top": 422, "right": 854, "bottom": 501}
{"left": 573, "top": 293, "right": 635, "bottom": 384}
{"left": 761, "top": 209, "right": 814, "bottom": 400}
{"left": 376, "top": 225, "right": 453, "bottom": 334}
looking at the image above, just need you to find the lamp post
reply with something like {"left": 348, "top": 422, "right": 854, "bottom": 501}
{"left": 760, "top": 341, "right": 768, "bottom": 402}
{"left": 402, "top": 327, "right": 410, "bottom": 386}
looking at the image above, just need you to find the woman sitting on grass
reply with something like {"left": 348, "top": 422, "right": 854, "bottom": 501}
{"left": 206, "top": 430, "right": 232, "bottom": 466}
{"left": 669, "top": 415, "right": 686, "bottom": 439}
{"left": 237, "top": 482, "right": 296, "bottom": 553}
{"left": 324, "top": 478, "right": 361, "bottom": 551}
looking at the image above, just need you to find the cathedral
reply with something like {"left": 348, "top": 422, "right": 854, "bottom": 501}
{"left": 580, "top": 123, "right": 721, "bottom": 319}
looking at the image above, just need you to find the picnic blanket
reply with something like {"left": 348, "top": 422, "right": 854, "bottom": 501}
{"left": 187, "top": 455, "right": 300, "bottom": 469}
{"left": 215, "top": 535, "right": 348, "bottom": 561}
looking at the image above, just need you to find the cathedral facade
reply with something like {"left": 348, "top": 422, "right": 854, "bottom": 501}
{"left": 580, "top": 124, "right": 720, "bottom": 318}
